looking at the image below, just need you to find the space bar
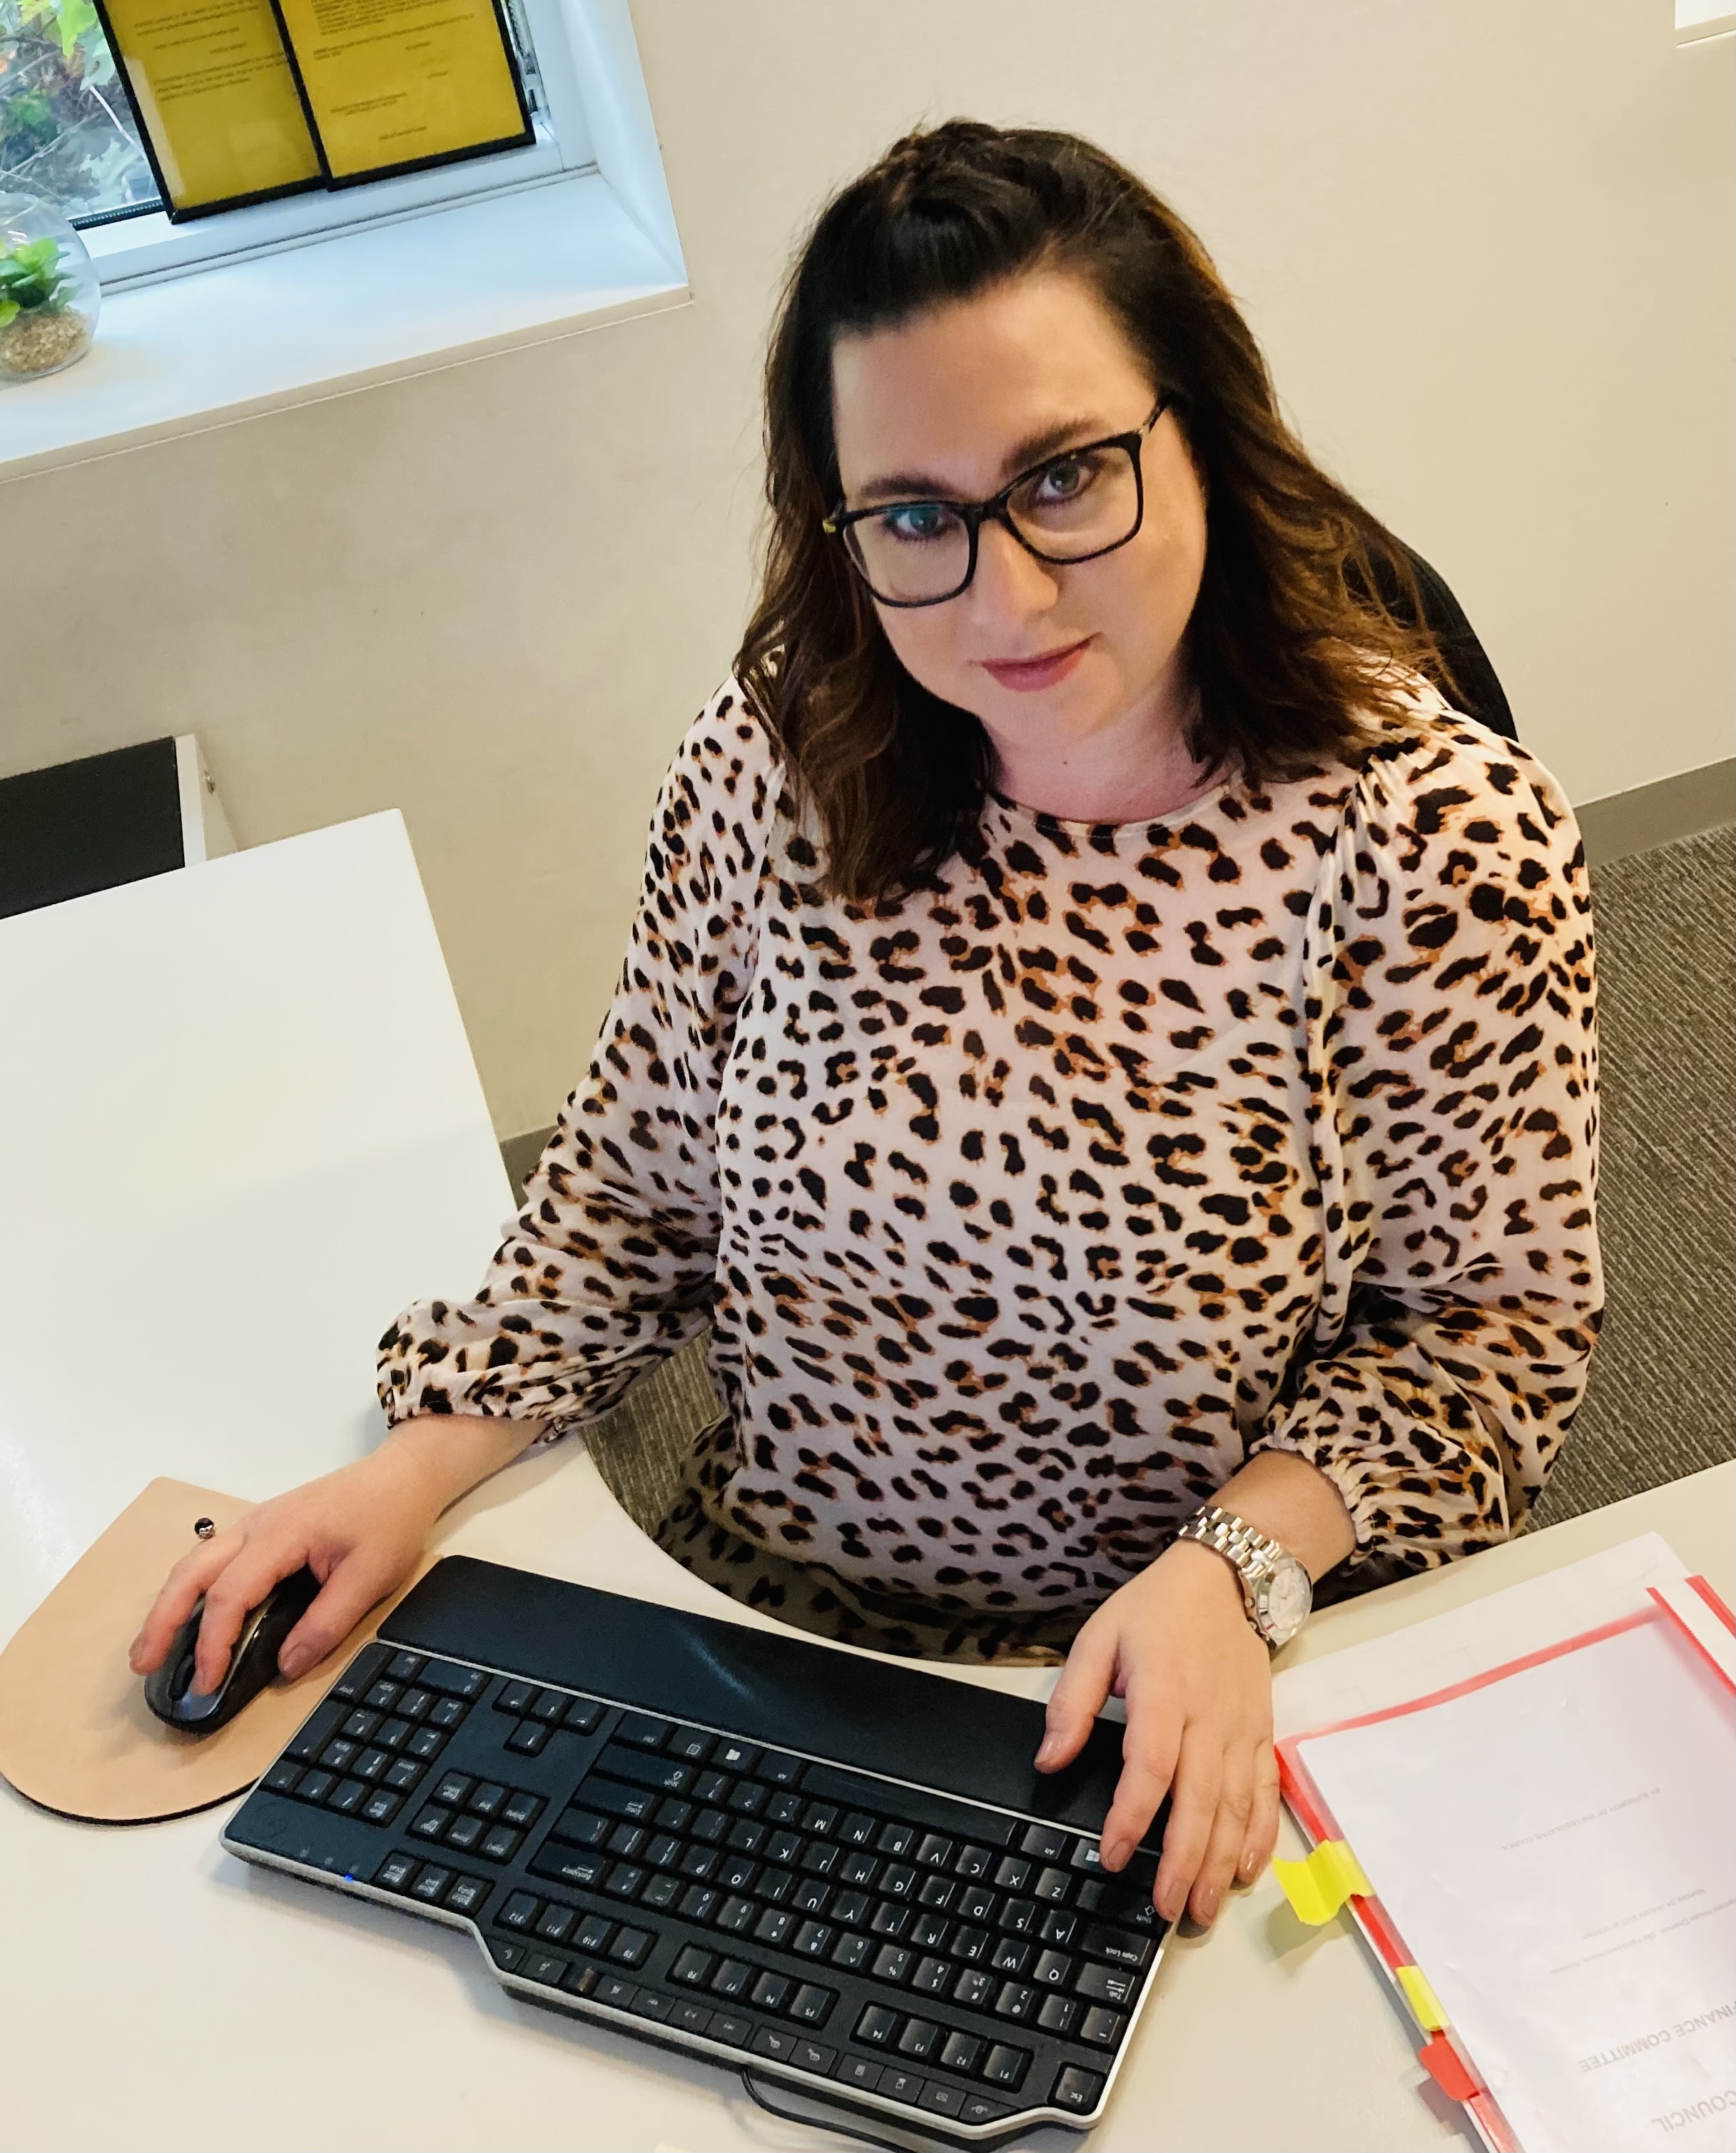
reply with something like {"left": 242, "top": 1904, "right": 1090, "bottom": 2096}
{"left": 798, "top": 1762, "right": 1021, "bottom": 1844}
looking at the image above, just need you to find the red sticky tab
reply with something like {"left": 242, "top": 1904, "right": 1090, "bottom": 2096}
{"left": 1418, "top": 2032, "right": 1480, "bottom": 2102}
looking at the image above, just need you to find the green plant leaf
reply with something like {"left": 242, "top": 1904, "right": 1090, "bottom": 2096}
{"left": 0, "top": 298, "right": 19, "bottom": 328}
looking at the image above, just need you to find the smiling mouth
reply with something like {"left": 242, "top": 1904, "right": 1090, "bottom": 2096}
{"left": 979, "top": 637, "right": 1093, "bottom": 692}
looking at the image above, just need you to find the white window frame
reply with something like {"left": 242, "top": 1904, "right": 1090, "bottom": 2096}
{"left": 79, "top": 0, "right": 598, "bottom": 290}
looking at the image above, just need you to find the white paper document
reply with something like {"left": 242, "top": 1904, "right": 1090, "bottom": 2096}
{"left": 1296, "top": 1613, "right": 1736, "bottom": 2153}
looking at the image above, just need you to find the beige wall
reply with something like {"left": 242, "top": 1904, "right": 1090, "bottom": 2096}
{"left": 4, "top": 1, "right": 1731, "bottom": 1138}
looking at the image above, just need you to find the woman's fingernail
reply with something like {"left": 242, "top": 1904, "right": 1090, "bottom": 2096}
{"left": 1197, "top": 1889, "right": 1222, "bottom": 1925}
{"left": 1100, "top": 1835, "right": 1130, "bottom": 1873}
{"left": 1034, "top": 1733, "right": 1062, "bottom": 1768}
{"left": 279, "top": 1645, "right": 310, "bottom": 1681}
{"left": 1239, "top": 1851, "right": 1264, "bottom": 1885}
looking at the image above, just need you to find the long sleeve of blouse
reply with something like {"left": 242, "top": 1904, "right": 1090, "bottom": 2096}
{"left": 378, "top": 682, "right": 1600, "bottom": 1607}
{"left": 1251, "top": 735, "right": 1600, "bottom": 1576}
{"left": 377, "top": 687, "right": 773, "bottom": 1430}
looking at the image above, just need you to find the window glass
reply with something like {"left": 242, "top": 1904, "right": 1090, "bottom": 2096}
{"left": 0, "top": 0, "right": 160, "bottom": 222}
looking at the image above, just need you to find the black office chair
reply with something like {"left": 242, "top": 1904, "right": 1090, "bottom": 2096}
{"left": 1372, "top": 538, "right": 1518, "bottom": 742}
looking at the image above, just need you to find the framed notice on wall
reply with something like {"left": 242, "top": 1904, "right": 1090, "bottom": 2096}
{"left": 271, "top": 0, "right": 532, "bottom": 185}
{"left": 93, "top": 0, "right": 323, "bottom": 217}
{"left": 96, "top": 0, "right": 530, "bottom": 218}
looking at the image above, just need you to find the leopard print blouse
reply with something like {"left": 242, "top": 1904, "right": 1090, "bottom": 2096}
{"left": 379, "top": 680, "right": 1600, "bottom": 1615}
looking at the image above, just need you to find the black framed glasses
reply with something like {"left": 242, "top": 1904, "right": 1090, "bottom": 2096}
{"left": 823, "top": 397, "right": 1172, "bottom": 609}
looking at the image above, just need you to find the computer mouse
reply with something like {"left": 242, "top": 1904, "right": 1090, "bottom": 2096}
{"left": 143, "top": 1565, "right": 323, "bottom": 1734}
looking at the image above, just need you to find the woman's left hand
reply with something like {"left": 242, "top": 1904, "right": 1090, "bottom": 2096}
{"left": 1035, "top": 1539, "right": 1279, "bottom": 1927}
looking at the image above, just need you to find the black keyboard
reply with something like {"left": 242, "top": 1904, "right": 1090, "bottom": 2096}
{"left": 223, "top": 1556, "right": 1168, "bottom": 2145}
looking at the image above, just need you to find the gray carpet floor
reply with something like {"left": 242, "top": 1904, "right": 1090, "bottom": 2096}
{"left": 517, "top": 823, "right": 1735, "bottom": 1541}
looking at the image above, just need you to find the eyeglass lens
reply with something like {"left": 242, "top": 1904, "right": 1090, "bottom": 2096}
{"left": 843, "top": 442, "right": 1142, "bottom": 605}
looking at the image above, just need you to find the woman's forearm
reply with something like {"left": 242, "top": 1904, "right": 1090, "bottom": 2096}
{"left": 381, "top": 1411, "right": 542, "bottom": 1516}
{"left": 1208, "top": 1449, "right": 1356, "bottom": 1581}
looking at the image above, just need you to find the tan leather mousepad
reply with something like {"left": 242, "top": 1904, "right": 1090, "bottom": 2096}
{"left": 0, "top": 1476, "right": 430, "bottom": 1825}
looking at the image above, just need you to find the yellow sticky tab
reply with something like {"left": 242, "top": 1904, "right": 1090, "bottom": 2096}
{"left": 1397, "top": 1964, "right": 1449, "bottom": 2032}
{"left": 1271, "top": 1838, "right": 1372, "bottom": 1924}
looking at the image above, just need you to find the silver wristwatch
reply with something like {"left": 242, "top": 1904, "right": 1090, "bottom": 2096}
{"left": 1173, "top": 1504, "right": 1313, "bottom": 1648}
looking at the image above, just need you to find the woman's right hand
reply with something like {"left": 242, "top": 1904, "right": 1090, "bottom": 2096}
{"left": 128, "top": 1414, "right": 534, "bottom": 1694}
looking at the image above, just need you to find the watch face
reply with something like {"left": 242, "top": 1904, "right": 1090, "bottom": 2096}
{"left": 1258, "top": 1559, "right": 1313, "bottom": 1643}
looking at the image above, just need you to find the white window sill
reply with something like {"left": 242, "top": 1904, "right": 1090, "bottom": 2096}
{"left": 0, "top": 166, "right": 686, "bottom": 484}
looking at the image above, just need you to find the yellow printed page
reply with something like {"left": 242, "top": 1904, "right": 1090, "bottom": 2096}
{"left": 102, "top": 0, "right": 322, "bottom": 211}
{"left": 271, "top": 0, "right": 528, "bottom": 180}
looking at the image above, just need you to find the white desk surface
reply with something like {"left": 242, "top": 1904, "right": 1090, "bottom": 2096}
{"left": 2, "top": 819, "right": 1730, "bottom": 2153}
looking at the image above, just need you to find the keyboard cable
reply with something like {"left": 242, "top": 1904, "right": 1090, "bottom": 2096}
{"left": 741, "top": 2067, "right": 975, "bottom": 2153}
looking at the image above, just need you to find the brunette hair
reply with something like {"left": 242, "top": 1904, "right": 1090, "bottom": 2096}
{"left": 736, "top": 119, "right": 1448, "bottom": 903}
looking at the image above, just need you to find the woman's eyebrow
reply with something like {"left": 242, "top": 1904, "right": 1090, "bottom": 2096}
{"left": 851, "top": 414, "right": 1109, "bottom": 505}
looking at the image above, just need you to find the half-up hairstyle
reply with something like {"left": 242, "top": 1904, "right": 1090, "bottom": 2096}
{"left": 736, "top": 119, "right": 1448, "bottom": 904}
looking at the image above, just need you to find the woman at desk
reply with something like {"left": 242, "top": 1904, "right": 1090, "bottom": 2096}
{"left": 136, "top": 123, "right": 1600, "bottom": 1935}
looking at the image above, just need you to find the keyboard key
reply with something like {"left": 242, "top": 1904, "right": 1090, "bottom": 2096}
{"left": 1037, "top": 1993, "right": 1080, "bottom": 2037}
{"left": 839, "top": 1811, "right": 878, "bottom": 1847}
{"left": 872, "top": 1944, "right": 913, "bottom": 1983}
{"left": 876, "top": 1821, "right": 916, "bottom": 1858}
{"left": 489, "top": 1938, "right": 524, "bottom": 1972}
{"left": 919, "top": 2082, "right": 965, "bottom": 2117}
{"left": 1077, "top": 1960, "right": 1139, "bottom": 2007}
{"left": 793, "top": 1920, "right": 833, "bottom": 1960}
{"left": 363, "top": 1683, "right": 400, "bottom": 1714}
{"left": 788, "top": 1984, "right": 836, "bottom": 2027}
{"left": 1052, "top": 2063, "right": 1105, "bottom": 2114}
{"left": 616, "top": 1713, "right": 671, "bottom": 1750}
{"left": 679, "top": 1885, "right": 721, "bottom": 1924}
{"left": 1040, "top": 1906, "right": 1079, "bottom": 1948}
{"left": 671, "top": 1944, "right": 715, "bottom": 1987}
{"left": 751, "top": 1970, "right": 791, "bottom": 2013}
{"left": 1000, "top": 1898, "right": 1039, "bottom": 1937}
{"left": 446, "top": 1875, "right": 491, "bottom": 1917}
{"left": 405, "top": 1726, "right": 446, "bottom": 1760}
{"left": 597, "top": 1743, "right": 695, "bottom": 1795}
{"left": 656, "top": 1796, "right": 695, "bottom": 1834}
{"left": 716, "top": 1853, "right": 757, "bottom": 1893}
{"left": 691, "top": 1807, "right": 731, "bottom": 1845}
{"left": 1032, "top": 1949, "right": 1074, "bottom": 1989}
{"left": 714, "top": 1739, "right": 759, "bottom": 1773}
{"left": 980, "top": 2043, "right": 1030, "bottom": 2090}
{"left": 552, "top": 1808, "right": 609, "bottom": 1849}
{"left": 939, "top": 2029, "right": 985, "bottom": 2075}
{"left": 990, "top": 1937, "right": 1030, "bottom": 1976}
{"left": 410, "top": 1865, "right": 454, "bottom": 1904}
{"left": 856, "top": 2002, "right": 901, "bottom": 2047}
{"left": 502, "top": 1790, "right": 544, "bottom": 1829}
{"left": 361, "top": 1789, "right": 403, "bottom": 1827}
{"left": 328, "top": 1778, "right": 367, "bottom": 1816}
{"left": 753, "top": 1908, "right": 796, "bottom": 1948}
{"left": 870, "top": 1902, "right": 912, "bottom": 1939}
{"left": 716, "top": 1896, "right": 757, "bottom": 1935}
{"left": 839, "top": 1850, "right": 880, "bottom": 1888}
{"left": 791, "top": 1878, "right": 832, "bottom": 1915}
{"left": 680, "top": 1844, "right": 720, "bottom": 1880}
{"left": 607, "top": 1823, "right": 647, "bottom": 1859}
{"left": 915, "top": 1833, "right": 954, "bottom": 1869}
{"left": 918, "top": 1874, "right": 957, "bottom": 1912}
{"left": 831, "top": 1889, "right": 870, "bottom": 1927}
{"left": 584, "top": 1778, "right": 659, "bottom": 1823}
{"left": 896, "top": 2017, "right": 941, "bottom": 2060}
{"left": 726, "top": 1780, "right": 768, "bottom": 1818}
{"left": 642, "top": 1874, "right": 681, "bottom": 1912}
{"left": 709, "top": 1957, "right": 752, "bottom": 1999}
{"left": 692, "top": 1771, "right": 731, "bottom": 1806}
{"left": 375, "top": 1717, "right": 412, "bottom": 1753}
{"left": 1019, "top": 1823, "right": 1071, "bottom": 1863}
{"left": 726, "top": 1819, "right": 767, "bottom": 1855}
{"left": 433, "top": 1772, "right": 475, "bottom": 1808}
{"left": 531, "top": 1847, "right": 606, "bottom": 1891}
{"left": 385, "top": 1651, "right": 423, "bottom": 1683}
{"left": 910, "top": 1913, "right": 950, "bottom": 1952}
{"left": 506, "top": 1719, "right": 549, "bottom": 1756}
{"left": 563, "top": 1696, "right": 604, "bottom": 1734}
{"left": 397, "top": 1688, "right": 434, "bottom": 1723}
{"left": 525, "top": 1950, "right": 569, "bottom": 1987}
{"left": 372, "top": 1849, "right": 419, "bottom": 1891}
{"left": 604, "top": 1863, "right": 646, "bottom": 1900}
{"left": 994, "top": 1982, "right": 1037, "bottom": 2021}
{"left": 644, "top": 1832, "right": 683, "bottom": 1870}
{"left": 1081, "top": 1920, "right": 1155, "bottom": 1969}
{"left": 709, "top": 2012, "right": 753, "bottom": 2046}
{"left": 802, "top": 1802, "right": 841, "bottom": 1837}
{"left": 427, "top": 1698, "right": 467, "bottom": 1730}
{"left": 1070, "top": 1836, "right": 1104, "bottom": 1871}
{"left": 750, "top": 2025, "right": 798, "bottom": 2062}
{"left": 319, "top": 1739, "right": 358, "bottom": 1774}
{"left": 263, "top": 1761, "right": 302, "bottom": 1797}
{"left": 341, "top": 1710, "right": 380, "bottom": 1743}
{"left": 668, "top": 1726, "right": 714, "bottom": 1763}
{"left": 497, "top": 1680, "right": 536, "bottom": 1716}
{"left": 880, "top": 2069, "right": 925, "bottom": 2105}
{"left": 1035, "top": 1867, "right": 1073, "bottom": 1905}
{"left": 953, "top": 1843, "right": 995, "bottom": 1879}
{"left": 418, "top": 1661, "right": 487, "bottom": 1699}
{"left": 838, "top": 2056, "right": 882, "bottom": 2091}
{"left": 528, "top": 1688, "right": 568, "bottom": 1723}
{"left": 330, "top": 1656, "right": 378, "bottom": 1703}
{"left": 1080, "top": 2004, "right": 1126, "bottom": 2047}
{"left": 952, "top": 1925, "right": 992, "bottom": 1965}
{"left": 497, "top": 1890, "right": 542, "bottom": 1932}
{"left": 994, "top": 1855, "right": 1032, "bottom": 1893}
{"left": 594, "top": 1973, "right": 636, "bottom": 2008}
{"left": 481, "top": 1826, "right": 523, "bottom": 1863}
{"left": 956, "top": 1884, "right": 996, "bottom": 1922}
{"left": 953, "top": 1967, "right": 995, "bottom": 2008}
{"left": 911, "top": 1957, "right": 951, "bottom": 1996}
{"left": 384, "top": 1758, "right": 424, "bottom": 1793}
{"left": 793, "top": 2038, "right": 836, "bottom": 2074}
{"left": 880, "top": 1863, "right": 918, "bottom": 1903}
{"left": 673, "top": 2000, "right": 713, "bottom": 2037}
{"left": 534, "top": 1903, "right": 576, "bottom": 1942}
{"left": 763, "top": 1832, "right": 802, "bottom": 1868}
{"left": 830, "top": 1933, "right": 873, "bottom": 1971}
{"left": 756, "top": 1752, "right": 804, "bottom": 1787}
{"left": 608, "top": 1927, "right": 654, "bottom": 1968}
{"left": 574, "top": 1912, "right": 614, "bottom": 1953}
{"left": 445, "top": 1814, "right": 485, "bottom": 1852}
